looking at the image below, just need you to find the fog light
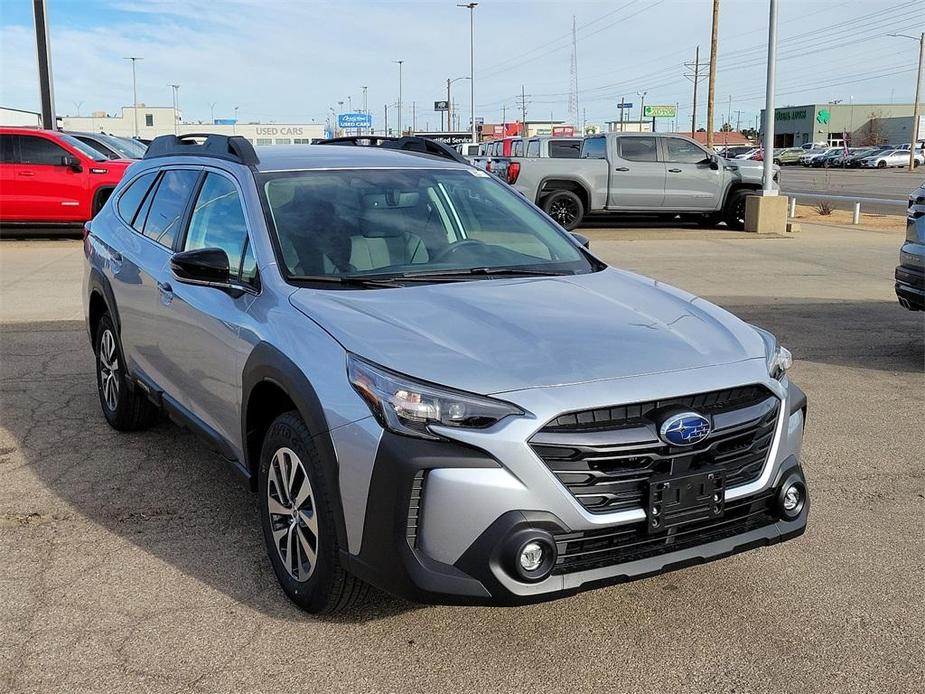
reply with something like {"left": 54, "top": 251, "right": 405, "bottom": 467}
{"left": 519, "top": 541, "right": 544, "bottom": 572}
{"left": 782, "top": 485, "right": 801, "bottom": 512}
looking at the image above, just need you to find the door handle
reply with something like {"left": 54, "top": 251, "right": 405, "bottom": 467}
{"left": 614, "top": 167, "right": 630, "bottom": 172}
{"left": 157, "top": 280, "right": 173, "bottom": 294}
{"left": 668, "top": 168, "right": 683, "bottom": 173}
{"left": 17, "top": 171, "right": 35, "bottom": 177}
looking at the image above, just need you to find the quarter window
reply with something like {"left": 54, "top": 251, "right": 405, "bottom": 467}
{"left": 0, "top": 134, "right": 15, "bottom": 163}
{"left": 512, "top": 140, "right": 524, "bottom": 157}
{"left": 665, "top": 137, "right": 709, "bottom": 163}
{"left": 184, "top": 173, "right": 251, "bottom": 279}
{"left": 526, "top": 140, "right": 540, "bottom": 157}
{"left": 549, "top": 141, "right": 581, "bottom": 159}
{"left": 141, "top": 169, "right": 199, "bottom": 248}
{"left": 18, "top": 135, "right": 68, "bottom": 165}
{"left": 581, "top": 137, "right": 607, "bottom": 159}
{"left": 618, "top": 137, "right": 658, "bottom": 162}
{"left": 117, "top": 172, "right": 158, "bottom": 228}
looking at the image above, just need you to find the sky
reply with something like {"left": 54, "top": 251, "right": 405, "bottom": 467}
{"left": 0, "top": 0, "right": 923, "bottom": 132}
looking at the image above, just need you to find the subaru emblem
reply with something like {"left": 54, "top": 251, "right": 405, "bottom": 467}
{"left": 659, "top": 412, "right": 712, "bottom": 446}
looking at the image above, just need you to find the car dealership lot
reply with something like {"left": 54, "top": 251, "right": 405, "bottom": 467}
{"left": 1, "top": 225, "right": 922, "bottom": 693}
{"left": 780, "top": 168, "right": 920, "bottom": 215}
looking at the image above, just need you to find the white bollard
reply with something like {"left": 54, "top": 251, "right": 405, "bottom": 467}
{"left": 788, "top": 197, "right": 796, "bottom": 217}
{"left": 852, "top": 202, "right": 861, "bottom": 225}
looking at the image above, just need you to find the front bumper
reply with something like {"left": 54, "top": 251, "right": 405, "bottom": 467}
{"left": 343, "top": 374, "right": 809, "bottom": 605}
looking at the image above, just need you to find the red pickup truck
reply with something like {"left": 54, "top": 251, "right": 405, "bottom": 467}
{"left": 0, "top": 127, "right": 132, "bottom": 226}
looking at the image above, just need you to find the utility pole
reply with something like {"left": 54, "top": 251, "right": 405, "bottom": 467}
{"left": 501, "top": 104, "right": 507, "bottom": 130}
{"left": 168, "top": 84, "right": 180, "bottom": 134}
{"left": 124, "top": 56, "right": 142, "bottom": 137}
{"left": 735, "top": 109, "right": 743, "bottom": 131}
{"left": 637, "top": 91, "right": 647, "bottom": 132}
{"left": 684, "top": 46, "right": 703, "bottom": 135}
{"left": 519, "top": 84, "right": 528, "bottom": 135}
{"left": 384, "top": 104, "right": 389, "bottom": 135}
{"left": 412, "top": 101, "right": 416, "bottom": 133}
{"left": 889, "top": 32, "right": 924, "bottom": 171}
{"left": 620, "top": 95, "right": 626, "bottom": 131}
{"left": 32, "top": 0, "right": 56, "bottom": 130}
{"left": 210, "top": 102, "right": 216, "bottom": 124}
{"left": 706, "top": 0, "right": 720, "bottom": 148}
{"left": 362, "top": 85, "right": 368, "bottom": 134}
{"left": 457, "top": 3, "right": 478, "bottom": 143}
{"left": 394, "top": 60, "right": 404, "bottom": 134}
{"left": 233, "top": 106, "right": 239, "bottom": 134}
{"left": 447, "top": 79, "right": 452, "bottom": 133}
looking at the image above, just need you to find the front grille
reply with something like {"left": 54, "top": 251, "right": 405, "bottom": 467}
{"left": 530, "top": 385, "right": 779, "bottom": 514}
{"left": 552, "top": 492, "right": 777, "bottom": 575}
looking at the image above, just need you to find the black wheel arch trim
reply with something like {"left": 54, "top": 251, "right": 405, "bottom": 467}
{"left": 722, "top": 182, "right": 761, "bottom": 210}
{"left": 87, "top": 266, "right": 121, "bottom": 344}
{"left": 241, "top": 341, "right": 349, "bottom": 550}
{"left": 535, "top": 175, "right": 592, "bottom": 208}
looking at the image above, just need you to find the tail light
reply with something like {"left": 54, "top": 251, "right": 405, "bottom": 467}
{"left": 507, "top": 161, "right": 521, "bottom": 184}
{"left": 486, "top": 160, "right": 492, "bottom": 173}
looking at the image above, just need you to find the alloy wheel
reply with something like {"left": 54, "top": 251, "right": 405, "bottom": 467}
{"left": 549, "top": 198, "right": 579, "bottom": 226}
{"left": 267, "top": 447, "right": 319, "bottom": 582}
{"left": 98, "top": 329, "right": 120, "bottom": 412}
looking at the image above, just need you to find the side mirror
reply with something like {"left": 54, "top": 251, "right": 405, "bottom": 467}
{"left": 709, "top": 155, "right": 720, "bottom": 170}
{"left": 171, "top": 247, "right": 231, "bottom": 286}
{"left": 61, "top": 154, "right": 82, "bottom": 172}
{"left": 571, "top": 232, "right": 590, "bottom": 249}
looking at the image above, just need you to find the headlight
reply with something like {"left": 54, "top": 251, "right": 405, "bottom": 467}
{"left": 347, "top": 355, "right": 524, "bottom": 439}
{"left": 752, "top": 325, "right": 792, "bottom": 380}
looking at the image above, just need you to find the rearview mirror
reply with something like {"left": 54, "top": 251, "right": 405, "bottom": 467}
{"left": 171, "top": 247, "right": 231, "bottom": 286}
{"left": 570, "top": 232, "right": 590, "bottom": 249}
{"left": 61, "top": 154, "right": 82, "bottom": 172}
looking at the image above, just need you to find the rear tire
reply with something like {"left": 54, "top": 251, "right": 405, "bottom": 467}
{"left": 258, "top": 411, "right": 368, "bottom": 614}
{"left": 541, "top": 190, "right": 584, "bottom": 231}
{"left": 94, "top": 314, "right": 158, "bottom": 431}
{"left": 723, "top": 190, "right": 751, "bottom": 231}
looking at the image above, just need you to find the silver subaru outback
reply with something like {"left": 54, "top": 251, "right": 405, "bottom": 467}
{"left": 84, "top": 134, "right": 808, "bottom": 613}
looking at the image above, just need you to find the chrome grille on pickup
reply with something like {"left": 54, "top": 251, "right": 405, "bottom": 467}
{"left": 529, "top": 386, "right": 779, "bottom": 514}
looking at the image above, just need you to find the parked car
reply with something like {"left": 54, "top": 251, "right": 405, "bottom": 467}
{"left": 522, "top": 136, "right": 583, "bottom": 159}
{"left": 799, "top": 142, "right": 829, "bottom": 151}
{"left": 83, "top": 133, "right": 808, "bottom": 613}
{"left": 895, "top": 181, "right": 925, "bottom": 311}
{"left": 0, "top": 127, "right": 132, "bottom": 227}
{"left": 67, "top": 131, "right": 148, "bottom": 160}
{"left": 861, "top": 149, "right": 923, "bottom": 169}
{"left": 714, "top": 145, "right": 754, "bottom": 159}
{"left": 772, "top": 148, "right": 804, "bottom": 166}
{"left": 733, "top": 148, "right": 761, "bottom": 160}
{"left": 843, "top": 147, "right": 881, "bottom": 168}
{"left": 454, "top": 141, "right": 480, "bottom": 162}
{"left": 811, "top": 149, "right": 846, "bottom": 168}
{"left": 509, "top": 133, "right": 776, "bottom": 230}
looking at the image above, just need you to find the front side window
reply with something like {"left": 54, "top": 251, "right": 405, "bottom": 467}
{"left": 261, "top": 168, "right": 594, "bottom": 282}
{"left": 141, "top": 169, "right": 199, "bottom": 248}
{"left": 581, "top": 137, "right": 607, "bottom": 159}
{"left": 664, "top": 137, "right": 709, "bottom": 164}
{"left": 619, "top": 137, "right": 658, "bottom": 162}
{"left": 184, "top": 173, "right": 250, "bottom": 278}
{"left": 17, "top": 135, "right": 68, "bottom": 165}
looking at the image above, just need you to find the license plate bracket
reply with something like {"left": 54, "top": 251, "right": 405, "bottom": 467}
{"left": 647, "top": 469, "right": 725, "bottom": 533}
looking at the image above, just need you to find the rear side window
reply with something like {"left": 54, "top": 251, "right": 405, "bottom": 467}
{"left": 549, "top": 141, "right": 581, "bottom": 159}
{"left": 184, "top": 173, "right": 251, "bottom": 279}
{"left": 0, "top": 134, "right": 16, "bottom": 163}
{"left": 117, "top": 172, "right": 157, "bottom": 227}
{"left": 141, "top": 169, "right": 200, "bottom": 248}
{"left": 619, "top": 137, "right": 658, "bottom": 162}
{"left": 18, "top": 135, "right": 67, "bottom": 165}
{"left": 526, "top": 140, "right": 540, "bottom": 157}
{"left": 512, "top": 140, "right": 524, "bottom": 157}
{"left": 581, "top": 137, "right": 607, "bottom": 159}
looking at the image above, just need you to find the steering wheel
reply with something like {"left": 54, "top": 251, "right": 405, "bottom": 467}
{"left": 429, "top": 239, "right": 486, "bottom": 264}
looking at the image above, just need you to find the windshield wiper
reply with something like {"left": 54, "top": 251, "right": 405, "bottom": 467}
{"left": 288, "top": 274, "right": 405, "bottom": 288}
{"left": 396, "top": 266, "right": 571, "bottom": 280}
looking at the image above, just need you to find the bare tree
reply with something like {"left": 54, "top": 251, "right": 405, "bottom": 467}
{"left": 857, "top": 111, "right": 887, "bottom": 146}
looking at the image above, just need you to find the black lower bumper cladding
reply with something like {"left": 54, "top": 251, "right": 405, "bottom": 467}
{"left": 345, "top": 432, "right": 808, "bottom": 606}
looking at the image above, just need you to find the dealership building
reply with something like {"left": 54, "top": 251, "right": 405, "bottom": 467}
{"left": 759, "top": 103, "right": 924, "bottom": 148}
{"left": 57, "top": 105, "right": 325, "bottom": 145}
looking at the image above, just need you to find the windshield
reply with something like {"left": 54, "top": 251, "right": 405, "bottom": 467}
{"left": 97, "top": 133, "right": 147, "bottom": 159}
{"left": 260, "top": 168, "right": 594, "bottom": 282}
{"left": 58, "top": 133, "right": 108, "bottom": 162}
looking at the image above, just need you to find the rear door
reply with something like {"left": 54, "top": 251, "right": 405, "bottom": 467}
{"left": 660, "top": 136, "right": 722, "bottom": 210}
{"left": 608, "top": 135, "right": 666, "bottom": 209}
{"left": 6, "top": 133, "right": 89, "bottom": 222}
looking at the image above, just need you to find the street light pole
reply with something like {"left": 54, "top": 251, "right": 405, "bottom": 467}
{"left": 636, "top": 91, "right": 647, "bottom": 132}
{"left": 168, "top": 84, "right": 180, "bottom": 134}
{"left": 32, "top": 0, "right": 56, "bottom": 130}
{"left": 124, "top": 56, "right": 142, "bottom": 138}
{"left": 362, "top": 85, "right": 368, "bottom": 134}
{"left": 458, "top": 3, "right": 478, "bottom": 143}
{"left": 760, "top": 0, "right": 778, "bottom": 194}
{"left": 890, "top": 32, "right": 925, "bottom": 172}
{"left": 210, "top": 102, "right": 216, "bottom": 124}
{"left": 233, "top": 106, "right": 239, "bottom": 134}
{"left": 394, "top": 60, "right": 404, "bottom": 134}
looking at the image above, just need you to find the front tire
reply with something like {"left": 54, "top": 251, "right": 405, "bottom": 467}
{"left": 723, "top": 190, "right": 751, "bottom": 231}
{"left": 877, "top": 160, "right": 887, "bottom": 168}
{"left": 94, "top": 314, "right": 158, "bottom": 431}
{"left": 258, "top": 411, "right": 367, "bottom": 613}
{"left": 541, "top": 190, "right": 584, "bottom": 231}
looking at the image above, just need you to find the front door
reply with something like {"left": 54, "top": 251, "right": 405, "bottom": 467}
{"left": 660, "top": 137, "right": 723, "bottom": 210}
{"left": 13, "top": 133, "right": 89, "bottom": 222}
{"left": 155, "top": 170, "right": 258, "bottom": 451}
{"left": 607, "top": 136, "right": 666, "bottom": 209}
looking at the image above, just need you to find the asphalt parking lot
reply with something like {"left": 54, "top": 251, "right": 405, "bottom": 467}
{"left": 780, "top": 167, "right": 921, "bottom": 215}
{"left": 1, "top": 223, "right": 923, "bottom": 693}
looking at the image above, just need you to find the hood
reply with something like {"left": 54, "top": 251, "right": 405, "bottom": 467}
{"left": 289, "top": 269, "right": 767, "bottom": 395}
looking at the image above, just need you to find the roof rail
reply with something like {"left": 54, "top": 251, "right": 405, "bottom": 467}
{"left": 316, "top": 135, "right": 468, "bottom": 164}
{"left": 143, "top": 133, "right": 259, "bottom": 166}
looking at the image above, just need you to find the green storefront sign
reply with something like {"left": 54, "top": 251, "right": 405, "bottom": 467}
{"left": 643, "top": 105, "right": 676, "bottom": 118}
{"left": 775, "top": 109, "right": 808, "bottom": 122}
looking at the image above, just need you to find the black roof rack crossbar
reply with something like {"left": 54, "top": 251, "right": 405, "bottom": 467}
{"left": 316, "top": 135, "right": 468, "bottom": 164}
{"left": 143, "top": 133, "right": 259, "bottom": 166}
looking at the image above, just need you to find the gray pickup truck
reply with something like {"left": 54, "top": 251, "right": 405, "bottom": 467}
{"left": 509, "top": 132, "right": 777, "bottom": 230}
